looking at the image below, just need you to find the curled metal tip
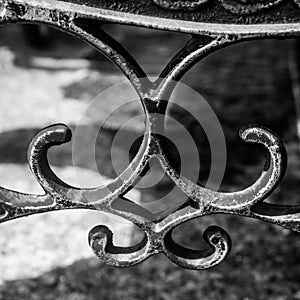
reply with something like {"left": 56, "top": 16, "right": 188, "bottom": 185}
{"left": 163, "top": 226, "right": 231, "bottom": 270}
{"left": 208, "top": 126, "right": 286, "bottom": 210}
{"left": 88, "top": 225, "right": 151, "bottom": 267}
{"left": 28, "top": 124, "right": 72, "bottom": 154}
{"left": 28, "top": 124, "right": 74, "bottom": 193}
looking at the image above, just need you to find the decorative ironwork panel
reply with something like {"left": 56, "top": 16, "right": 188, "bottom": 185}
{"left": 0, "top": 0, "right": 299, "bottom": 270}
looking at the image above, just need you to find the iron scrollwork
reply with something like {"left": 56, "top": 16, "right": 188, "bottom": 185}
{"left": 152, "top": 0, "right": 300, "bottom": 14}
{"left": 0, "top": 0, "right": 299, "bottom": 270}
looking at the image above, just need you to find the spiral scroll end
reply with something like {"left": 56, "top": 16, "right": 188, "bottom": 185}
{"left": 88, "top": 225, "right": 151, "bottom": 267}
{"left": 203, "top": 225, "right": 232, "bottom": 255}
{"left": 163, "top": 225, "right": 231, "bottom": 270}
{"left": 88, "top": 225, "right": 112, "bottom": 258}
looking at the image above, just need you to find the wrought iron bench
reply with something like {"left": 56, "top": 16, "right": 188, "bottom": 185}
{"left": 0, "top": 0, "right": 299, "bottom": 271}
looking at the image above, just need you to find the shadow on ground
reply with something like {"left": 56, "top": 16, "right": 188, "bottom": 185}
{"left": 1, "top": 215, "right": 300, "bottom": 300}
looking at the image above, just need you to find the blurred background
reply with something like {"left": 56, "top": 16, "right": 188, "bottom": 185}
{"left": 0, "top": 23, "right": 300, "bottom": 299}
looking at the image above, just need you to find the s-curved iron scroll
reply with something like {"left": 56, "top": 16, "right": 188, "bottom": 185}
{"left": 0, "top": 0, "right": 300, "bottom": 270}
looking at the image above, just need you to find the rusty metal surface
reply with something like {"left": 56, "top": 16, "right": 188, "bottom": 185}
{"left": 0, "top": 0, "right": 300, "bottom": 270}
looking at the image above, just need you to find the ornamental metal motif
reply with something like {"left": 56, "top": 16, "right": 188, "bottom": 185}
{"left": 152, "top": 0, "right": 300, "bottom": 14}
{"left": 0, "top": 0, "right": 300, "bottom": 270}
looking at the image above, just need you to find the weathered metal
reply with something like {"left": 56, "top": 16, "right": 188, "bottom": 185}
{"left": 0, "top": 0, "right": 300, "bottom": 270}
